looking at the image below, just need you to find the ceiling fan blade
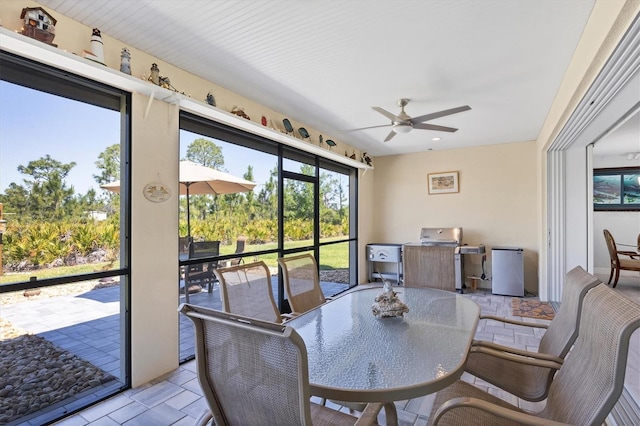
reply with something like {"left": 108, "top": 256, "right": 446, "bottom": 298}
{"left": 372, "top": 106, "right": 402, "bottom": 122}
{"left": 410, "top": 105, "right": 471, "bottom": 124}
{"left": 384, "top": 130, "right": 397, "bottom": 142}
{"left": 338, "top": 124, "right": 392, "bottom": 134}
{"left": 413, "top": 123, "right": 459, "bottom": 132}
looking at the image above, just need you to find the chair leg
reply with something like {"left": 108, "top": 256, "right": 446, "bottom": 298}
{"left": 608, "top": 266, "right": 614, "bottom": 285}
{"left": 612, "top": 268, "right": 620, "bottom": 288}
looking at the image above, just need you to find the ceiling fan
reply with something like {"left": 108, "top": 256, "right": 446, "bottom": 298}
{"left": 340, "top": 99, "right": 471, "bottom": 142}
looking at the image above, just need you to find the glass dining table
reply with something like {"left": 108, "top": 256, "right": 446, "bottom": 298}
{"left": 285, "top": 286, "right": 480, "bottom": 403}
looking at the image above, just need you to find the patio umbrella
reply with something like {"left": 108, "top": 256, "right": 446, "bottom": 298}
{"left": 101, "top": 160, "right": 256, "bottom": 236}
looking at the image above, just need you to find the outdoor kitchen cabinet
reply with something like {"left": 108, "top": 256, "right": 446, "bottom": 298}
{"left": 402, "top": 243, "right": 456, "bottom": 291}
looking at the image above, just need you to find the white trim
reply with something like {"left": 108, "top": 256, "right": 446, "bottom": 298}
{"left": 0, "top": 27, "right": 372, "bottom": 171}
{"left": 546, "top": 14, "right": 640, "bottom": 301}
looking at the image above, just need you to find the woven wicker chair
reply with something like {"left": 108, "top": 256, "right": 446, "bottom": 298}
{"left": 277, "top": 253, "right": 329, "bottom": 314}
{"left": 429, "top": 284, "right": 640, "bottom": 425}
{"left": 603, "top": 229, "right": 640, "bottom": 287}
{"left": 465, "top": 265, "right": 601, "bottom": 401}
{"left": 213, "top": 261, "right": 284, "bottom": 323}
{"left": 180, "top": 304, "right": 398, "bottom": 426}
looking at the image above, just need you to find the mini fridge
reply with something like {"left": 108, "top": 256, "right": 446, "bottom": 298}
{"left": 491, "top": 247, "right": 524, "bottom": 296}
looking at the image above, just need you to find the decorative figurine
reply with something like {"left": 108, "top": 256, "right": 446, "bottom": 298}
{"left": 325, "top": 139, "right": 336, "bottom": 150}
{"left": 120, "top": 48, "right": 131, "bottom": 74}
{"left": 91, "top": 29, "right": 104, "bottom": 63}
{"left": 361, "top": 152, "right": 372, "bottom": 166}
{"left": 282, "top": 118, "right": 294, "bottom": 135}
{"left": 261, "top": 115, "right": 267, "bottom": 126}
{"left": 158, "top": 75, "right": 172, "bottom": 89}
{"left": 231, "top": 106, "right": 250, "bottom": 120}
{"left": 82, "top": 28, "right": 105, "bottom": 64}
{"left": 371, "top": 275, "right": 409, "bottom": 318}
{"left": 206, "top": 92, "right": 216, "bottom": 107}
{"left": 349, "top": 150, "right": 356, "bottom": 160}
{"left": 298, "top": 127, "right": 310, "bottom": 140}
{"left": 20, "top": 7, "right": 57, "bottom": 46}
{"left": 319, "top": 135, "right": 324, "bottom": 148}
{"left": 149, "top": 63, "right": 160, "bottom": 85}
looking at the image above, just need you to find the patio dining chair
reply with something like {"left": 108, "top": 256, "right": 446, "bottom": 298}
{"left": 277, "top": 253, "right": 329, "bottom": 315}
{"left": 603, "top": 229, "right": 640, "bottom": 287}
{"left": 179, "top": 304, "right": 397, "bottom": 426}
{"left": 229, "top": 235, "right": 247, "bottom": 266}
{"left": 428, "top": 284, "right": 640, "bottom": 425}
{"left": 465, "top": 265, "right": 601, "bottom": 401}
{"left": 186, "top": 240, "right": 220, "bottom": 294}
{"left": 214, "top": 260, "right": 285, "bottom": 323}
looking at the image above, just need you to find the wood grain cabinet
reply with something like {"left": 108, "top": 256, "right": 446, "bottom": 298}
{"left": 402, "top": 244, "right": 456, "bottom": 291}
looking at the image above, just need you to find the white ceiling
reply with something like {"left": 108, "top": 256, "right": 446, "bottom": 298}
{"left": 38, "top": 0, "right": 609, "bottom": 158}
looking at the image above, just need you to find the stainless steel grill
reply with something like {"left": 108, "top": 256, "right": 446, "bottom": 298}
{"left": 420, "top": 227, "right": 462, "bottom": 246}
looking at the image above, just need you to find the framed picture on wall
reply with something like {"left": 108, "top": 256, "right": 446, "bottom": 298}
{"left": 428, "top": 171, "right": 459, "bottom": 194}
{"left": 594, "top": 167, "right": 640, "bottom": 211}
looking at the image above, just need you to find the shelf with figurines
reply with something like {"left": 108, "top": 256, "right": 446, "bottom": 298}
{"left": 0, "top": 25, "right": 372, "bottom": 170}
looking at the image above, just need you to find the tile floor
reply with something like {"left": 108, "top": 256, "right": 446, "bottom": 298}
{"left": 31, "top": 274, "right": 640, "bottom": 425}
{"left": 51, "top": 286, "right": 554, "bottom": 426}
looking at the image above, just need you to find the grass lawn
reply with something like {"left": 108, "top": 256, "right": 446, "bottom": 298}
{"left": 1, "top": 238, "right": 350, "bottom": 286}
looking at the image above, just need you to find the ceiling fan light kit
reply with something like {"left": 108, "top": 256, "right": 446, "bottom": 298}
{"left": 340, "top": 98, "right": 471, "bottom": 142}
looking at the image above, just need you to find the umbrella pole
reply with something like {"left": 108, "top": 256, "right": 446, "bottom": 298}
{"left": 186, "top": 183, "right": 191, "bottom": 238}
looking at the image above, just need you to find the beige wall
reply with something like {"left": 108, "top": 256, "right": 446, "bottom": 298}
{"left": 372, "top": 141, "right": 539, "bottom": 292}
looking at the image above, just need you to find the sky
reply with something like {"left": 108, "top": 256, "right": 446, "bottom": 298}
{"left": 0, "top": 80, "right": 273, "bottom": 196}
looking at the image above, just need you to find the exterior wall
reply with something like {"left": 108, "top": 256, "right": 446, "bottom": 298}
{"left": 372, "top": 141, "right": 539, "bottom": 293}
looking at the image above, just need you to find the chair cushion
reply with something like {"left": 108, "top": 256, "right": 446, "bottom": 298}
{"left": 619, "top": 258, "right": 640, "bottom": 270}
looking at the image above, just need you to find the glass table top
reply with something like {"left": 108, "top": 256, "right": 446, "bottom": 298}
{"left": 286, "top": 286, "right": 480, "bottom": 402}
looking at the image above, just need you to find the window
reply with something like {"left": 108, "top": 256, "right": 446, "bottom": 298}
{"left": 594, "top": 167, "right": 640, "bottom": 211}
{"left": 0, "top": 52, "right": 130, "bottom": 424}
{"left": 178, "top": 112, "right": 358, "bottom": 361}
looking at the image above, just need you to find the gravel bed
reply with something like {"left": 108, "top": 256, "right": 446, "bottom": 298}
{"left": 0, "top": 334, "right": 115, "bottom": 424}
{"left": 0, "top": 280, "right": 118, "bottom": 424}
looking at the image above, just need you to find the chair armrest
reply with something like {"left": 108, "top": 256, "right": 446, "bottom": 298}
{"left": 617, "top": 250, "right": 639, "bottom": 259}
{"left": 355, "top": 402, "right": 398, "bottom": 426}
{"left": 433, "top": 397, "right": 569, "bottom": 425}
{"left": 195, "top": 409, "right": 213, "bottom": 426}
{"left": 281, "top": 313, "right": 299, "bottom": 321}
{"left": 479, "top": 314, "right": 549, "bottom": 329}
{"left": 469, "top": 345, "right": 564, "bottom": 369}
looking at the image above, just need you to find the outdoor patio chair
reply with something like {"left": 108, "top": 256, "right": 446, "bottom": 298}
{"left": 429, "top": 284, "right": 640, "bottom": 425}
{"left": 604, "top": 229, "right": 640, "bottom": 287}
{"left": 178, "top": 236, "right": 192, "bottom": 257}
{"left": 214, "top": 261, "right": 285, "bottom": 323}
{"left": 229, "top": 235, "right": 247, "bottom": 266}
{"left": 277, "top": 253, "right": 330, "bottom": 315}
{"left": 179, "top": 304, "right": 397, "bottom": 426}
{"left": 186, "top": 240, "right": 220, "bottom": 294}
{"left": 465, "top": 265, "right": 601, "bottom": 401}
